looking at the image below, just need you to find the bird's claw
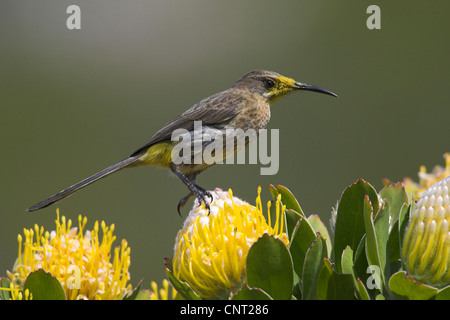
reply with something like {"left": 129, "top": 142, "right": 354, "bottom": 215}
{"left": 195, "top": 188, "right": 212, "bottom": 213}
{"left": 177, "top": 192, "right": 194, "bottom": 216}
{"left": 176, "top": 188, "right": 213, "bottom": 216}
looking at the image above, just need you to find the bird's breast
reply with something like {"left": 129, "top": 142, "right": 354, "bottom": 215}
{"left": 230, "top": 100, "right": 271, "bottom": 131}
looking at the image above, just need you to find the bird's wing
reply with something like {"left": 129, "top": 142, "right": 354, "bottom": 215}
{"left": 130, "top": 90, "right": 248, "bottom": 157}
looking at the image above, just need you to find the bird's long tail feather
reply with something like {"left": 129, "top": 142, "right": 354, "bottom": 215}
{"left": 26, "top": 156, "right": 140, "bottom": 212}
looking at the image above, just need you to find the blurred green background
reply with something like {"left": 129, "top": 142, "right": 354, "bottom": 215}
{"left": 1, "top": 1, "right": 448, "bottom": 291}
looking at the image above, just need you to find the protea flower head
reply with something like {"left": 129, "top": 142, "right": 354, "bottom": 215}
{"left": 172, "top": 187, "right": 289, "bottom": 299}
{"left": 402, "top": 176, "right": 450, "bottom": 288}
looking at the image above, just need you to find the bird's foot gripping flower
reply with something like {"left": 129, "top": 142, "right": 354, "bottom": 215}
{"left": 402, "top": 176, "right": 450, "bottom": 288}
{"left": 172, "top": 187, "right": 289, "bottom": 300}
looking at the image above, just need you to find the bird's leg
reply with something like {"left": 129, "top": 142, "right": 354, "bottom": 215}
{"left": 177, "top": 172, "right": 196, "bottom": 216}
{"left": 169, "top": 164, "right": 212, "bottom": 213}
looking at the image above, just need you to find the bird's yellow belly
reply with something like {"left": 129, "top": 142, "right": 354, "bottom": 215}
{"left": 131, "top": 142, "right": 174, "bottom": 168}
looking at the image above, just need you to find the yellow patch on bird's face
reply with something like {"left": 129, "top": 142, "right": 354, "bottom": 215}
{"left": 265, "top": 75, "right": 297, "bottom": 103}
{"left": 277, "top": 75, "right": 296, "bottom": 88}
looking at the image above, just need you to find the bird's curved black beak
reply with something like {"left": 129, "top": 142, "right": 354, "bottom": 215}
{"left": 293, "top": 82, "right": 339, "bottom": 98}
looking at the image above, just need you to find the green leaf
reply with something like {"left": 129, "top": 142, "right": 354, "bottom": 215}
{"left": 268, "top": 184, "right": 278, "bottom": 199}
{"left": 333, "top": 179, "right": 379, "bottom": 272}
{"left": 269, "top": 185, "right": 304, "bottom": 216}
{"left": 363, "top": 195, "right": 385, "bottom": 293}
{"left": 308, "top": 214, "right": 331, "bottom": 258}
{"left": 122, "top": 279, "right": 144, "bottom": 300}
{"left": 164, "top": 258, "right": 201, "bottom": 300}
{"left": 0, "top": 277, "right": 12, "bottom": 300}
{"left": 230, "top": 285, "right": 272, "bottom": 300}
{"left": 388, "top": 219, "right": 400, "bottom": 261}
{"left": 379, "top": 182, "right": 409, "bottom": 226}
{"left": 289, "top": 216, "right": 317, "bottom": 279}
{"left": 435, "top": 286, "right": 450, "bottom": 300}
{"left": 341, "top": 246, "right": 354, "bottom": 275}
{"left": 285, "top": 209, "right": 303, "bottom": 241}
{"left": 355, "top": 278, "right": 371, "bottom": 300}
{"left": 246, "top": 234, "right": 294, "bottom": 300}
{"left": 23, "top": 269, "right": 66, "bottom": 300}
{"left": 317, "top": 259, "right": 355, "bottom": 300}
{"left": 386, "top": 202, "right": 411, "bottom": 279}
{"left": 292, "top": 273, "right": 302, "bottom": 300}
{"left": 341, "top": 246, "right": 371, "bottom": 300}
{"left": 302, "top": 234, "right": 328, "bottom": 300}
{"left": 374, "top": 201, "right": 391, "bottom": 285}
{"left": 363, "top": 195, "right": 378, "bottom": 266}
{"left": 353, "top": 234, "right": 387, "bottom": 299}
{"left": 268, "top": 185, "right": 304, "bottom": 238}
{"left": 388, "top": 271, "right": 438, "bottom": 300}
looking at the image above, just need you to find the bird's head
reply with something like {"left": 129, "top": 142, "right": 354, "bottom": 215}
{"left": 233, "top": 70, "right": 338, "bottom": 103}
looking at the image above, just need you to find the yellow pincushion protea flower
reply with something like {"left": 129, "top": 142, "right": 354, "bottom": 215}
{"left": 172, "top": 187, "right": 289, "bottom": 299}
{"left": 149, "top": 279, "right": 177, "bottom": 300}
{"left": 8, "top": 210, "right": 132, "bottom": 300}
{"left": 402, "top": 176, "right": 450, "bottom": 288}
{"left": 402, "top": 153, "right": 450, "bottom": 199}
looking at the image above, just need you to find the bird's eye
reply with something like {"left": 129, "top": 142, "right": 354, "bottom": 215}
{"left": 263, "top": 79, "right": 275, "bottom": 88}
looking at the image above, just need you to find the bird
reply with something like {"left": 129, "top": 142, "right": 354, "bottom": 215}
{"left": 26, "top": 70, "right": 338, "bottom": 214}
